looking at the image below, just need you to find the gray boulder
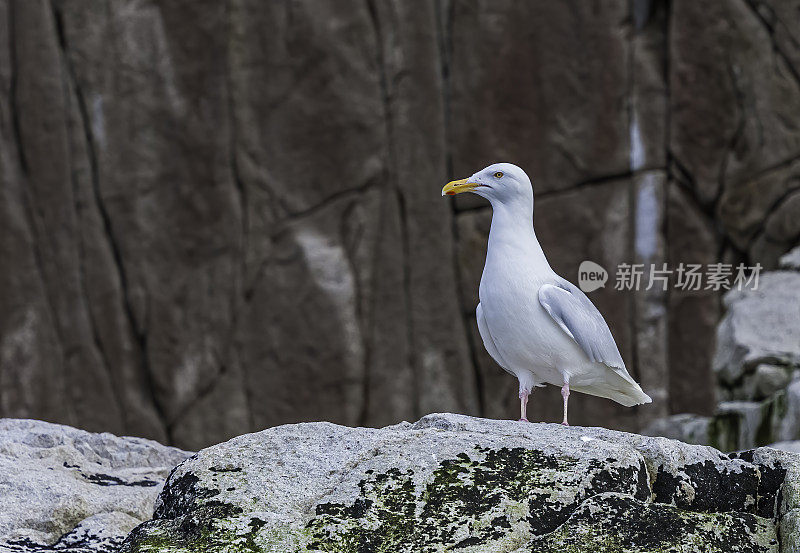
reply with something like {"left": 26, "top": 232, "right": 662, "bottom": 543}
{"left": 640, "top": 413, "right": 712, "bottom": 446}
{"left": 713, "top": 272, "right": 800, "bottom": 386}
{"left": 647, "top": 266, "right": 800, "bottom": 454}
{"left": 642, "top": 375, "right": 800, "bottom": 454}
{"left": 751, "top": 365, "right": 795, "bottom": 401}
{"left": 121, "top": 413, "right": 800, "bottom": 552}
{"left": 0, "top": 419, "right": 190, "bottom": 552}
{"left": 771, "top": 442, "right": 800, "bottom": 455}
{"left": 719, "top": 370, "right": 800, "bottom": 452}
{"left": 780, "top": 247, "right": 800, "bottom": 271}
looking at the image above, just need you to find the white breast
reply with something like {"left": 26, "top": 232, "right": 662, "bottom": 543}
{"left": 478, "top": 243, "right": 588, "bottom": 386}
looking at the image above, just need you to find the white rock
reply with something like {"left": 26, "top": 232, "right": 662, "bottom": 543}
{"left": 753, "top": 364, "right": 794, "bottom": 399}
{"left": 770, "top": 441, "right": 800, "bottom": 454}
{"left": 640, "top": 413, "right": 711, "bottom": 445}
{"left": 0, "top": 419, "right": 190, "bottom": 552}
{"left": 779, "top": 246, "right": 800, "bottom": 271}
{"left": 713, "top": 272, "right": 800, "bottom": 385}
{"left": 121, "top": 413, "right": 799, "bottom": 552}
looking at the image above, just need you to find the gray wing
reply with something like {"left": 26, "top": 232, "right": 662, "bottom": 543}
{"left": 538, "top": 278, "right": 626, "bottom": 371}
{"left": 476, "top": 303, "right": 512, "bottom": 372}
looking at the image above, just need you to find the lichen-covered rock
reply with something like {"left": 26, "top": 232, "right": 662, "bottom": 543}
{"left": 120, "top": 413, "right": 800, "bottom": 552}
{"left": 0, "top": 419, "right": 190, "bottom": 552}
{"left": 643, "top": 378, "right": 800, "bottom": 453}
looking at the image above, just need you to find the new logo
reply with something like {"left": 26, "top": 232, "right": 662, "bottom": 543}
{"left": 578, "top": 260, "right": 608, "bottom": 293}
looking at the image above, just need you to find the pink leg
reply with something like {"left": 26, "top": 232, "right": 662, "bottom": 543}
{"left": 519, "top": 389, "right": 529, "bottom": 422}
{"left": 561, "top": 383, "right": 570, "bottom": 426}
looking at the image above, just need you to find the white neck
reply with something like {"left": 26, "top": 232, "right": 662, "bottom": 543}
{"left": 486, "top": 199, "right": 551, "bottom": 272}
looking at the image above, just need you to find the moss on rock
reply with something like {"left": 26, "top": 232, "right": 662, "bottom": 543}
{"left": 118, "top": 414, "right": 798, "bottom": 553}
{"left": 304, "top": 448, "right": 697, "bottom": 552}
{"left": 532, "top": 493, "right": 778, "bottom": 553}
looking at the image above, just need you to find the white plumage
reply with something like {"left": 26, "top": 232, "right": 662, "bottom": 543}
{"left": 442, "top": 163, "right": 651, "bottom": 424}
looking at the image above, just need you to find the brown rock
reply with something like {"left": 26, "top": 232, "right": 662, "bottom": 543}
{"left": 671, "top": 0, "right": 800, "bottom": 207}
{"left": 666, "top": 183, "right": 720, "bottom": 415}
{"left": 5, "top": 0, "right": 800, "bottom": 447}
{"left": 449, "top": 0, "right": 631, "bottom": 193}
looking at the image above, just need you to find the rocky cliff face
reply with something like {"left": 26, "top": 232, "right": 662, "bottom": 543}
{"left": 2, "top": 0, "right": 800, "bottom": 449}
{"left": 114, "top": 413, "right": 800, "bottom": 553}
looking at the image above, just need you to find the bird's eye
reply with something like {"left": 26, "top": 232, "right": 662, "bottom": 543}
{"left": 493, "top": 171, "right": 504, "bottom": 178}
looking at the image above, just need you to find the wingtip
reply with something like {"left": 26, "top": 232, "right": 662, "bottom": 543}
{"left": 621, "top": 386, "right": 652, "bottom": 406}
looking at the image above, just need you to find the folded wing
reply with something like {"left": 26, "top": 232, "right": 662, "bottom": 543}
{"left": 538, "top": 279, "right": 625, "bottom": 370}
{"left": 538, "top": 278, "right": 651, "bottom": 405}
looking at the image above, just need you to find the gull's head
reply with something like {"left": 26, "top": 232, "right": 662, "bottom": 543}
{"left": 441, "top": 163, "right": 533, "bottom": 208}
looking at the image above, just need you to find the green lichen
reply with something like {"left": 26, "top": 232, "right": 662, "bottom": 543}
{"left": 529, "top": 493, "right": 777, "bottom": 553}
{"left": 305, "top": 447, "right": 642, "bottom": 552}
{"left": 126, "top": 517, "right": 312, "bottom": 553}
{"left": 125, "top": 447, "right": 781, "bottom": 553}
{"left": 709, "top": 412, "right": 741, "bottom": 452}
{"left": 707, "top": 390, "right": 790, "bottom": 451}
{"left": 756, "top": 398, "right": 776, "bottom": 447}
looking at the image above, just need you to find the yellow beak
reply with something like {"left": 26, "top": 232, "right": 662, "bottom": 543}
{"left": 441, "top": 178, "right": 479, "bottom": 196}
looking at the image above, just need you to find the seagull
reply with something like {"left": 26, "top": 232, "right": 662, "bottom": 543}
{"left": 442, "top": 163, "right": 652, "bottom": 425}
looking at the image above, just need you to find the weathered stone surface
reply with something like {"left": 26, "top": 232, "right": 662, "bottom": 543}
{"left": 630, "top": 171, "right": 670, "bottom": 426}
{"left": 758, "top": 191, "right": 800, "bottom": 269}
{"left": 648, "top": 257, "right": 800, "bottom": 453}
{"left": 721, "top": 364, "right": 796, "bottom": 403}
{"left": 646, "top": 374, "right": 800, "bottom": 452}
{"left": 714, "top": 272, "right": 800, "bottom": 385}
{"left": 120, "top": 413, "right": 799, "bottom": 552}
{"left": 780, "top": 246, "right": 800, "bottom": 271}
{"left": 0, "top": 0, "right": 478, "bottom": 450}
{"left": 750, "top": 364, "right": 794, "bottom": 401}
{"left": 449, "top": 1, "right": 630, "bottom": 193}
{"left": 642, "top": 413, "right": 713, "bottom": 446}
{"left": 772, "top": 441, "right": 800, "bottom": 454}
{"left": 666, "top": 183, "right": 720, "bottom": 415}
{"left": 672, "top": 0, "right": 800, "bottom": 212}
{"left": 771, "top": 379, "right": 800, "bottom": 444}
{"left": 781, "top": 508, "right": 800, "bottom": 553}
{"left": 716, "top": 401, "right": 773, "bottom": 452}
{"left": 0, "top": 418, "right": 190, "bottom": 552}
